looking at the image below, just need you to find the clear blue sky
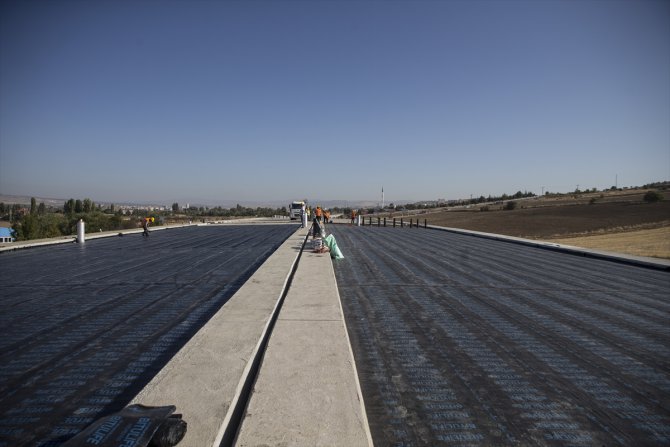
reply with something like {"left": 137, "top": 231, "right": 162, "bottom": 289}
{"left": 1, "top": 0, "right": 668, "bottom": 206}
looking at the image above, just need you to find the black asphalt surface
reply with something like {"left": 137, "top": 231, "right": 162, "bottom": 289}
{"left": 330, "top": 225, "right": 670, "bottom": 446}
{"left": 0, "top": 225, "right": 297, "bottom": 447}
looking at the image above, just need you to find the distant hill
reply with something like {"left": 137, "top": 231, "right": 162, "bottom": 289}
{"left": 0, "top": 194, "right": 65, "bottom": 207}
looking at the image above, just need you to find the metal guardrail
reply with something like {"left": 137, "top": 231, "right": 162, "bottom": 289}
{"left": 359, "top": 216, "right": 428, "bottom": 228}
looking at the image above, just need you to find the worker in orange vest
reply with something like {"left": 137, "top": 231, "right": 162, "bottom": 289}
{"left": 315, "top": 206, "right": 323, "bottom": 223}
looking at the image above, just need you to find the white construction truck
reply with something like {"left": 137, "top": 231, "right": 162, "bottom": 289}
{"left": 289, "top": 201, "right": 305, "bottom": 220}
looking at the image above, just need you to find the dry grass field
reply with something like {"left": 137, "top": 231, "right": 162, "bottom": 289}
{"left": 407, "top": 188, "right": 670, "bottom": 259}
{"left": 547, "top": 226, "right": 670, "bottom": 259}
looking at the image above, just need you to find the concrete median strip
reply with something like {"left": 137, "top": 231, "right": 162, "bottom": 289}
{"left": 131, "top": 227, "right": 306, "bottom": 446}
{"left": 234, "top": 246, "right": 373, "bottom": 446}
{"left": 131, "top": 226, "right": 372, "bottom": 446}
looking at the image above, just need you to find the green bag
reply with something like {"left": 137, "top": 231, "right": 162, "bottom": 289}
{"left": 324, "top": 234, "right": 344, "bottom": 259}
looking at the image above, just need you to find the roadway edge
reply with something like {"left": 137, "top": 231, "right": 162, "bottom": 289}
{"left": 427, "top": 224, "right": 670, "bottom": 271}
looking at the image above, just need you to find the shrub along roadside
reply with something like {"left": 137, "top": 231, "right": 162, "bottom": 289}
{"left": 12, "top": 212, "right": 144, "bottom": 241}
{"left": 643, "top": 191, "right": 664, "bottom": 203}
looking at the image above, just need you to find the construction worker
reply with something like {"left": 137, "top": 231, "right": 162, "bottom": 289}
{"left": 312, "top": 211, "right": 324, "bottom": 238}
{"left": 324, "top": 209, "right": 331, "bottom": 223}
{"left": 142, "top": 217, "right": 154, "bottom": 237}
{"left": 350, "top": 210, "right": 356, "bottom": 225}
{"left": 315, "top": 206, "right": 323, "bottom": 223}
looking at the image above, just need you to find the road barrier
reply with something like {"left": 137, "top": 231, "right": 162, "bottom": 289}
{"left": 359, "top": 217, "right": 428, "bottom": 229}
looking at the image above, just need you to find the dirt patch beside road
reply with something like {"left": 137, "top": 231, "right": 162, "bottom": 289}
{"left": 547, "top": 226, "right": 670, "bottom": 259}
{"left": 423, "top": 201, "right": 669, "bottom": 240}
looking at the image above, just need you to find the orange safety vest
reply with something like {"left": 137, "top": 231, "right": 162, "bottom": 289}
{"left": 316, "top": 207, "right": 322, "bottom": 217}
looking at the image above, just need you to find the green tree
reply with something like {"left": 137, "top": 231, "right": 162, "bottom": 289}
{"left": 172, "top": 202, "right": 179, "bottom": 212}
{"left": 38, "top": 202, "right": 46, "bottom": 215}
{"left": 14, "top": 215, "right": 33, "bottom": 239}
{"left": 37, "top": 214, "right": 63, "bottom": 238}
{"left": 64, "top": 199, "right": 76, "bottom": 215}
{"left": 14, "top": 214, "right": 62, "bottom": 240}
{"left": 83, "top": 198, "right": 93, "bottom": 213}
{"left": 30, "top": 197, "right": 37, "bottom": 215}
{"left": 11, "top": 204, "right": 21, "bottom": 222}
{"left": 504, "top": 201, "right": 517, "bottom": 210}
{"left": 75, "top": 199, "right": 83, "bottom": 213}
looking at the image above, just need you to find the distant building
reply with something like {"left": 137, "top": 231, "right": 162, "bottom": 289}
{"left": 0, "top": 227, "right": 15, "bottom": 243}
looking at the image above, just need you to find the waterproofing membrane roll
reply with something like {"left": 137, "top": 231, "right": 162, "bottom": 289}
{"left": 62, "top": 404, "right": 186, "bottom": 447}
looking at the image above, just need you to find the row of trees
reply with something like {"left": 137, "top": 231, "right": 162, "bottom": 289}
{"left": 2, "top": 198, "right": 290, "bottom": 241}
{"left": 1, "top": 197, "right": 153, "bottom": 241}
{"left": 0, "top": 198, "right": 102, "bottom": 219}
{"left": 63, "top": 198, "right": 100, "bottom": 214}
{"left": 171, "top": 203, "right": 287, "bottom": 218}
{"left": 12, "top": 212, "right": 143, "bottom": 241}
